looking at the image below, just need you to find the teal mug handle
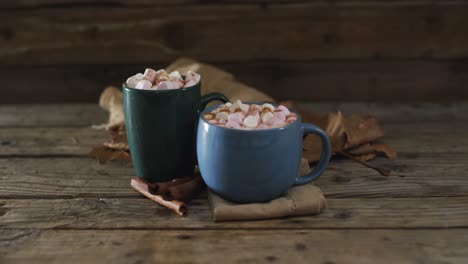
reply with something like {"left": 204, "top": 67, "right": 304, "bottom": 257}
{"left": 294, "top": 123, "right": 331, "bottom": 186}
{"left": 200, "top": 92, "right": 229, "bottom": 109}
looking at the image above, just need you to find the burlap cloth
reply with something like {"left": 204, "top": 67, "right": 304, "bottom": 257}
{"left": 208, "top": 158, "right": 327, "bottom": 222}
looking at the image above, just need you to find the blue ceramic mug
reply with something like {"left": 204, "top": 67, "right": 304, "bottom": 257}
{"left": 197, "top": 103, "right": 332, "bottom": 203}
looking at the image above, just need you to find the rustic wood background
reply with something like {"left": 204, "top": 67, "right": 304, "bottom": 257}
{"left": 1, "top": 0, "right": 468, "bottom": 103}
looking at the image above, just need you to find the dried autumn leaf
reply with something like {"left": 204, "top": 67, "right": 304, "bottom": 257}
{"left": 348, "top": 152, "right": 377, "bottom": 162}
{"left": 89, "top": 146, "right": 132, "bottom": 164}
{"left": 303, "top": 111, "right": 346, "bottom": 162}
{"left": 347, "top": 141, "right": 397, "bottom": 159}
{"left": 100, "top": 86, "right": 125, "bottom": 130}
{"left": 343, "top": 114, "right": 385, "bottom": 148}
{"left": 104, "top": 129, "right": 129, "bottom": 151}
{"left": 372, "top": 141, "right": 397, "bottom": 159}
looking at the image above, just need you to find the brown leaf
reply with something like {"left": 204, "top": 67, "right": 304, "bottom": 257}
{"left": 347, "top": 141, "right": 397, "bottom": 160}
{"left": 89, "top": 146, "right": 132, "bottom": 164}
{"left": 103, "top": 129, "right": 129, "bottom": 151}
{"left": 298, "top": 107, "right": 393, "bottom": 166}
{"left": 302, "top": 111, "right": 346, "bottom": 162}
{"left": 349, "top": 152, "right": 377, "bottom": 162}
{"left": 373, "top": 141, "right": 397, "bottom": 159}
{"left": 343, "top": 114, "right": 385, "bottom": 148}
{"left": 324, "top": 111, "right": 346, "bottom": 151}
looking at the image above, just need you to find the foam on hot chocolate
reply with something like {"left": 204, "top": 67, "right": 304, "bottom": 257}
{"left": 203, "top": 100, "right": 298, "bottom": 130}
{"left": 125, "top": 68, "right": 200, "bottom": 90}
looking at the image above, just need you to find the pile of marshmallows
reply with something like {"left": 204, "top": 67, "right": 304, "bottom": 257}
{"left": 126, "top": 68, "right": 201, "bottom": 90}
{"left": 203, "top": 100, "right": 298, "bottom": 130}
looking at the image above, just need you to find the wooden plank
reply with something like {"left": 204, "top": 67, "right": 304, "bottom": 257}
{"left": 1, "top": 103, "right": 467, "bottom": 127}
{"left": 1, "top": 122, "right": 467, "bottom": 156}
{"left": 2, "top": 0, "right": 466, "bottom": 9}
{"left": 228, "top": 60, "right": 468, "bottom": 102}
{"left": 0, "top": 153, "right": 467, "bottom": 198}
{"left": 2, "top": 60, "right": 468, "bottom": 103}
{"left": 0, "top": 127, "right": 107, "bottom": 156}
{"left": 2, "top": 4, "right": 468, "bottom": 65}
{"left": 0, "top": 197, "right": 467, "bottom": 229}
{"left": 0, "top": 158, "right": 135, "bottom": 198}
{"left": 0, "top": 104, "right": 107, "bottom": 127}
{"left": 1, "top": 229, "right": 467, "bottom": 264}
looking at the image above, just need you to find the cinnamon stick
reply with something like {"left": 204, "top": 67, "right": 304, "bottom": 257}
{"left": 165, "top": 175, "right": 205, "bottom": 201}
{"left": 130, "top": 177, "right": 187, "bottom": 216}
{"left": 147, "top": 176, "right": 194, "bottom": 195}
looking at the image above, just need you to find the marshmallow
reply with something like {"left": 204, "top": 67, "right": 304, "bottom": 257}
{"left": 155, "top": 69, "right": 170, "bottom": 84}
{"left": 277, "top": 105, "right": 291, "bottom": 115}
{"left": 185, "top": 70, "right": 201, "bottom": 84}
{"left": 261, "top": 111, "right": 274, "bottom": 124}
{"left": 229, "top": 100, "right": 250, "bottom": 113}
{"left": 229, "top": 100, "right": 241, "bottom": 113}
{"left": 246, "top": 106, "right": 260, "bottom": 120}
{"left": 225, "top": 121, "right": 241, "bottom": 129}
{"left": 261, "top": 103, "right": 275, "bottom": 112}
{"left": 213, "top": 106, "right": 229, "bottom": 114}
{"left": 215, "top": 111, "right": 229, "bottom": 121}
{"left": 273, "top": 110, "right": 287, "bottom": 122}
{"left": 286, "top": 113, "right": 298, "bottom": 124}
{"left": 269, "top": 117, "right": 286, "bottom": 128}
{"left": 208, "top": 120, "right": 218, "bottom": 124}
{"left": 240, "top": 104, "right": 249, "bottom": 113}
{"left": 218, "top": 119, "right": 227, "bottom": 125}
{"left": 169, "top": 71, "right": 184, "bottom": 88}
{"left": 203, "top": 113, "right": 216, "bottom": 120}
{"left": 243, "top": 115, "right": 259, "bottom": 128}
{"left": 205, "top": 100, "right": 295, "bottom": 130}
{"left": 126, "top": 74, "right": 143, "bottom": 88}
{"left": 183, "top": 79, "right": 198, "bottom": 88}
{"left": 228, "top": 112, "right": 245, "bottom": 125}
{"left": 126, "top": 69, "right": 203, "bottom": 91}
{"left": 173, "top": 79, "right": 184, "bottom": 88}
{"left": 135, "top": 79, "right": 153, "bottom": 90}
{"left": 250, "top": 104, "right": 262, "bottom": 112}
{"left": 169, "top": 71, "right": 183, "bottom": 81}
{"left": 143, "top": 68, "right": 157, "bottom": 83}
{"left": 157, "top": 80, "right": 180, "bottom": 90}
{"left": 135, "top": 73, "right": 144, "bottom": 79}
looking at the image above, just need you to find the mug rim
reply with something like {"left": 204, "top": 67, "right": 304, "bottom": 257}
{"left": 199, "top": 102, "right": 302, "bottom": 133}
{"left": 122, "top": 79, "right": 200, "bottom": 93}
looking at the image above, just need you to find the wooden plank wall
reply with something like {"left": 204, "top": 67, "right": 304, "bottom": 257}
{"left": 1, "top": 0, "right": 468, "bottom": 103}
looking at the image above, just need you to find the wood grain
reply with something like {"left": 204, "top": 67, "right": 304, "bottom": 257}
{"left": 1, "top": 103, "right": 467, "bottom": 127}
{"left": 225, "top": 60, "right": 468, "bottom": 102}
{"left": 1, "top": 229, "right": 467, "bottom": 264}
{"left": 1, "top": 4, "right": 468, "bottom": 65}
{"left": 2, "top": 60, "right": 468, "bottom": 103}
{"left": 0, "top": 197, "right": 467, "bottom": 229}
{"left": 2, "top": 0, "right": 465, "bottom": 9}
{"left": 0, "top": 104, "right": 107, "bottom": 127}
{"left": 0, "top": 152, "right": 467, "bottom": 199}
{"left": 1, "top": 122, "right": 467, "bottom": 156}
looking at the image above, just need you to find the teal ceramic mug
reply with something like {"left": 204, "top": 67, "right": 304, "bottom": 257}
{"left": 123, "top": 80, "right": 229, "bottom": 182}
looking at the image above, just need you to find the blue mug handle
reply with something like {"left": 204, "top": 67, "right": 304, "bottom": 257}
{"left": 294, "top": 123, "right": 332, "bottom": 186}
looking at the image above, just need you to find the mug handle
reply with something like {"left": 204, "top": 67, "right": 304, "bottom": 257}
{"left": 200, "top": 92, "right": 229, "bottom": 110}
{"left": 294, "top": 123, "right": 332, "bottom": 186}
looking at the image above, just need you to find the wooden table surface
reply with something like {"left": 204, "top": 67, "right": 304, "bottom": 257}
{"left": 1, "top": 103, "right": 467, "bottom": 263}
